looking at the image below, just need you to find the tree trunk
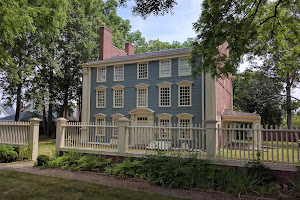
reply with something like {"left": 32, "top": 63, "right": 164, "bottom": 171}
{"left": 62, "top": 86, "right": 69, "bottom": 118}
{"left": 286, "top": 74, "right": 292, "bottom": 129}
{"left": 43, "top": 106, "right": 47, "bottom": 135}
{"left": 47, "top": 69, "right": 54, "bottom": 137}
{"left": 15, "top": 84, "right": 22, "bottom": 121}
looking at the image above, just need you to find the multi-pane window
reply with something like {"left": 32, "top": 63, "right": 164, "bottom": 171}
{"left": 179, "top": 59, "right": 191, "bottom": 76}
{"left": 179, "top": 86, "right": 191, "bottom": 106}
{"left": 137, "top": 88, "right": 148, "bottom": 107}
{"left": 112, "top": 118, "right": 119, "bottom": 137}
{"left": 97, "top": 67, "right": 106, "bottom": 82}
{"left": 96, "top": 90, "right": 106, "bottom": 108}
{"left": 95, "top": 118, "right": 105, "bottom": 136}
{"left": 159, "top": 87, "right": 170, "bottom": 107}
{"left": 113, "top": 89, "right": 124, "bottom": 108}
{"left": 159, "top": 60, "right": 171, "bottom": 77}
{"left": 114, "top": 66, "right": 124, "bottom": 81}
{"left": 179, "top": 119, "right": 191, "bottom": 139}
{"left": 137, "top": 63, "right": 148, "bottom": 79}
{"left": 159, "top": 119, "right": 171, "bottom": 139}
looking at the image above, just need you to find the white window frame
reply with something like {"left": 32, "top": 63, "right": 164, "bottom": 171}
{"left": 157, "top": 113, "right": 172, "bottom": 139}
{"left": 159, "top": 60, "right": 171, "bottom": 78}
{"left": 97, "top": 67, "right": 106, "bottom": 82}
{"left": 111, "top": 113, "right": 124, "bottom": 138}
{"left": 177, "top": 80, "right": 193, "bottom": 107}
{"left": 178, "top": 58, "right": 192, "bottom": 76}
{"left": 112, "top": 85, "right": 125, "bottom": 108}
{"left": 137, "top": 63, "right": 148, "bottom": 79}
{"left": 95, "top": 85, "right": 107, "bottom": 108}
{"left": 135, "top": 83, "right": 149, "bottom": 107}
{"left": 176, "top": 113, "right": 193, "bottom": 140}
{"left": 157, "top": 82, "right": 172, "bottom": 107}
{"left": 94, "top": 113, "right": 106, "bottom": 137}
{"left": 114, "top": 65, "right": 124, "bottom": 81}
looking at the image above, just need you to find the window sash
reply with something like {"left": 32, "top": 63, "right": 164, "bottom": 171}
{"left": 159, "top": 119, "right": 171, "bottom": 139}
{"left": 179, "top": 59, "right": 191, "bottom": 76}
{"left": 160, "top": 61, "right": 171, "bottom": 77}
{"left": 95, "top": 118, "right": 105, "bottom": 136}
{"left": 138, "top": 63, "right": 148, "bottom": 79}
{"left": 159, "top": 87, "right": 171, "bottom": 107}
{"left": 179, "top": 119, "right": 191, "bottom": 139}
{"left": 113, "top": 89, "right": 124, "bottom": 108}
{"left": 96, "top": 90, "right": 105, "bottom": 108}
{"left": 114, "top": 66, "right": 124, "bottom": 81}
{"left": 137, "top": 88, "right": 148, "bottom": 107}
{"left": 179, "top": 86, "right": 191, "bottom": 106}
{"left": 97, "top": 67, "right": 106, "bottom": 82}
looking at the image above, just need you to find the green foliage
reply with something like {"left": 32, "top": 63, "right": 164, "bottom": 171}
{"left": 74, "top": 155, "right": 112, "bottom": 172}
{"left": 18, "top": 145, "right": 32, "bottom": 161}
{"left": 47, "top": 150, "right": 82, "bottom": 169}
{"left": 233, "top": 70, "right": 284, "bottom": 126}
{"left": 106, "top": 158, "right": 143, "bottom": 178}
{"left": 287, "top": 167, "right": 300, "bottom": 198}
{"left": 37, "top": 155, "right": 51, "bottom": 167}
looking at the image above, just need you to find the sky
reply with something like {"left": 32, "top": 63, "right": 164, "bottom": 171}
{"left": 117, "top": 1, "right": 300, "bottom": 100}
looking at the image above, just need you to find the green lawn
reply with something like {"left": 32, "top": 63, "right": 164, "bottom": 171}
{"left": 0, "top": 170, "right": 190, "bottom": 200}
{"left": 38, "top": 136, "right": 56, "bottom": 156}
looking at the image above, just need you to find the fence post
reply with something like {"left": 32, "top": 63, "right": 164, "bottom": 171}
{"left": 56, "top": 118, "right": 67, "bottom": 152}
{"left": 205, "top": 120, "right": 217, "bottom": 160}
{"left": 29, "top": 118, "right": 41, "bottom": 161}
{"left": 118, "top": 117, "right": 130, "bottom": 153}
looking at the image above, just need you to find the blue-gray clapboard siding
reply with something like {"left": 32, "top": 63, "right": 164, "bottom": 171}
{"left": 90, "top": 58, "right": 203, "bottom": 124}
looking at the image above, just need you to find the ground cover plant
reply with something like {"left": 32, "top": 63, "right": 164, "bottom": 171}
{"left": 37, "top": 151, "right": 296, "bottom": 198}
{"left": 0, "top": 144, "right": 32, "bottom": 163}
{"left": 0, "top": 170, "right": 188, "bottom": 200}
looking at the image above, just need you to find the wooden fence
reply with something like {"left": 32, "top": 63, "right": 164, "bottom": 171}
{"left": 56, "top": 118, "right": 300, "bottom": 171}
{"left": 0, "top": 118, "right": 41, "bottom": 161}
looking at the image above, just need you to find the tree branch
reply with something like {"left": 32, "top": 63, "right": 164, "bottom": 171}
{"left": 258, "top": 0, "right": 283, "bottom": 26}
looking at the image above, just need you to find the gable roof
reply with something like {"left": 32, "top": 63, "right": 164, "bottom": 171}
{"left": 82, "top": 47, "right": 190, "bottom": 66}
{"left": 221, "top": 109, "right": 259, "bottom": 117}
{"left": 0, "top": 103, "right": 15, "bottom": 116}
{"left": 0, "top": 111, "right": 42, "bottom": 121}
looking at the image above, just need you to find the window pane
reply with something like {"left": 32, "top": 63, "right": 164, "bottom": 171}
{"left": 114, "top": 89, "right": 123, "bottom": 107}
{"left": 179, "top": 119, "right": 191, "bottom": 139}
{"left": 179, "top": 86, "right": 191, "bottom": 106}
{"left": 138, "top": 63, "right": 148, "bottom": 79}
{"left": 160, "top": 61, "right": 171, "bottom": 77}
{"left": 159, "top": 119, "right": 170, "bottom": 139}
{"left": 160, "top": 87, "right": 170, "bottom": 106}
{"left": 97, "top": 67, "right": 106, "bottom": 82}
{"left": 96, "top": 118, "right": 105, "bottom": 136}
{"left": 97, "top": 90, "right": 105, "bottom": 107}
{"left": 114, "top": 66, "right": 124, "bottom": 81}
{"left": 179, "top": 59, "right": 191, "bottom": 76}
{"left": 138, "top": 88, "right": 147, "bottom": 107}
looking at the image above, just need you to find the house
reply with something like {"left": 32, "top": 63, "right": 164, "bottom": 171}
{"left": 0, "top": 103, "right": 15, "bottom": 118}
{"left": 80, "top": 27, "right": 250, "bottom": 130}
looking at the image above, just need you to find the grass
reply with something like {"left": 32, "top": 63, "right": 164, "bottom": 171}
{"left": 0, "top": 170, "right": 190, "bottom": 200}
{"left": 38, "top": 135, "right": 56, "bottom": 156}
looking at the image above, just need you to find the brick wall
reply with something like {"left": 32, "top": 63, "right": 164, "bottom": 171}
{"left": 216, "top": 42, "right": 233, "bottom": 120}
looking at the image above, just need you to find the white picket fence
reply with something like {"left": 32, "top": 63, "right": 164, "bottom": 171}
{"left": 56, "top": 118, "right": 300, "bottom": 171}
{"left": 0, "top": 118, "right": 41, "bottom": 161}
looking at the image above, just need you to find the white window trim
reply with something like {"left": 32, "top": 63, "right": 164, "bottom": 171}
{"left": 94, "top": 113, "right": 106, "bottom": 137}
{"left": 177, "top": 80, "right": 193, "bottom": 107}
{"left": 178, "top": 58, "right": 192, "bottom": 76}
{"left": 112, "top": 85, "right": 125, "bottom": 108}
{"left": 114, "top": 65, "right": 124, "bottom": 81}
{"left": 135, "top": 83, "right": 149, "bottom": 107}
{"left": 159, "top": 60, "right": 172, "bottom": 78}
{"left": 157, "top": 82, "right": 172, "bottom": 107}
{"left": 137, "top": 62, "right": 148, "bottom": 79}
{"left": 95, "top": 85, "right": 107, "bottom": 108}
{"left": 97, "top": 67, "right": 106, "bottom": 82}
{"left": 157, "top": 113, "right": 172, "bottom": 139}
{"left": 111, "top": 113, "right": 124, "bottom": 138}
{"left": 176, "top": 113, "right": 193, "bottom": 140}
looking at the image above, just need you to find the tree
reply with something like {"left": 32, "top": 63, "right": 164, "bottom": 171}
{"left": 126, "top": 30, "right": 192, "bottom": 54}
{"left": 233, "top": 70, "right": 284, "bottom": 126}
{"left": 119, "top": 0, "right": 300, "bottom": 128}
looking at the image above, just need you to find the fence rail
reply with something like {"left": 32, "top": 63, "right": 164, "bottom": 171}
{"left": 56, "top": 118, "right": 300, "bottom": 171}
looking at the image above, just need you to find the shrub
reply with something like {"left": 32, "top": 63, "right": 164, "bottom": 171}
{"left": 74, "top": 155, "right": 112, "bottom": 172}
{"left": 37, "top": 155, "right": 51, "bottom": 167}
{"left": 107, "top": 158, "right": 143, "bottom": 178}
{"left": 47, "top": 150, "right": 82, "bottom": 168}
{"left": 18, "top": 145, "right": 32, "bottom": 160}
{"left": 3, "top": 150, "right": 18, "bottom": 162}
{"left": 287, "top": 167, "right": 300, "bottom": 198}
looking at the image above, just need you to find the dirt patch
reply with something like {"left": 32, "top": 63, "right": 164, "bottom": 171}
{"left": 0, "top": 161, "right": 274, "bottom": 200}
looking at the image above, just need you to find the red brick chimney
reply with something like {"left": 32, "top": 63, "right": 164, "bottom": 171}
{"left": 125, "top": 42, "right": 135, "bottom": 55}
{"left": 99, "top": 27, "right": 113, "bottom": 60}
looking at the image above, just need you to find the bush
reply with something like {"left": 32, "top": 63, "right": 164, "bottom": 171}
{"left": 37, "top": 155, "right": 51, "bottom": 167}
{"left": 18, "top": 145, "right": 32, "bottom": 160}
{"left": 74, "top": 155, "right": 112, "bottom": 172}
{"left": 106, "top": 158, "right": 143, "bottom": 178}
{"left": 47, "top": 150, "right": 82, "bottom": 168}
{"left": 3, "top": 150, "right": 18, "bottom": 162}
